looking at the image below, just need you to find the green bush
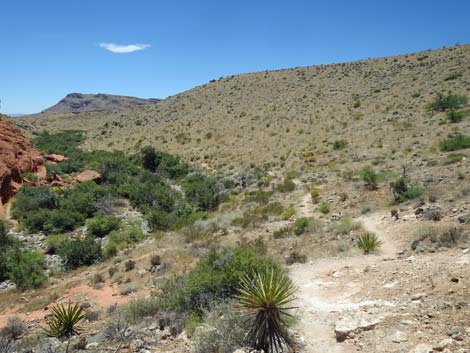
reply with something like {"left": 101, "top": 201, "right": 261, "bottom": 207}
{"left": 61, "top": 182, "right": 106, "bottom": 217}
{"left": 87, "top": 215, "right": 121, "bottom": 238}
{"left": 319, "top": 202, "right": 330, "bottom": 214}
{"left": 32, "top": 130, "right": 85, "bottom": 156}
{"left": 310, "top": 189, "right": 320, "bottom": 203}
{"left": 439, "top": 134, "right": 470, "bottom": 151}
{"left": 429, "top": 94, "right": 467, "bottom": 112}
{"left": 160, "top": 247, "right": 277, "bottom": 314}
{"left": 333, "top": 140, "right": 349, "bottom": 150}
{"left": 0, "top": 222, "right": 19, "bottom": 282}
{"left": 276, "top": 178, "right": 296, "bottom": 193}
{"left": 8, "top": 250, "right": 47, "bottom": 290}
{"left": 146, "top": 210, "right": 173, "bottom": 231}
{"left": 183, "top": 173, "right": 221, "bottom": 211}
{"left": 280, "top": 208, "right": 296, "bottom": 220}
{"left": 294, "top": 218, "right": 310, "bottom": 235}
{"left": 390, "top": 177, "right": 423, "bottom": 203}
{"left": 447, "top": 110, "right": 464, "bottom": 123}
{"left": 57, "top": 236, "right": 102, "bottom": 270}
{"left": 293, "top": 217, "right": 322, "bottom": 235}
{"left": 23, "top": 209, "right": 84, "bottom": 234}
{"left": 104, "top": 242, "right": 118, "bottom": 259}
{"left": 11, "top": 186, "right": 58, "bottom": 220}
{"left": 141, "top": 146, "right": 189, "bottom": 179}
{"left": 359, "top": 166, "right": 378, "bottom": 190}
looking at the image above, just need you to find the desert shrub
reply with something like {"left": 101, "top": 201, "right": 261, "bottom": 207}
{"left": 272, "top": 226, "right": 292, "bottom": 239}
{"left": 428, "top": 94, "right": 467, "bottom": 112}
{"left": 333, "top": 216, "right": 359, "bottom": 235}
{"left": 87, "top": 215, "right": 121, "bottom": 238}
{"left": 7, "top": 250, "right": 47, "bottom": 290}
{"left": 433, "top": 227, "right": 465, "bottom": 247}
{"left": 439, "top": 134, "right": 470, "bottom": 151}
{"left": 119, "top": 283, "right": 139, "bottom": 295}
{"left": 104, "top": 242, "right": 118, "bottom": 259}
{"left": 57, "top": 236, "right": 102, "bottom": 270}
{"left": 108, "top": 224, "right": 145, "bottom": 248}
{"left": 150, "top": 255, "right": 161, "bottom": 267}
{"left": 249, "top": 189, "right": 273, "bottom": 204}
{"left": 260, "top": 202, "right": 284, "bottom": 216}
{"left": 359, "top": 166, "right": 378, "bottom": 190}
{"left": 123, "top": 175, "right": 176, "bottom": 213}
{"left": 146, "top": 209, "right": 173, "bottom": 231}
{"left": 193, "top": 302, "right": 251, "bottom": 353}
{"left": 232, "top": 209, "right": 268, "bottom": 229}
{"left": 61, "top": 181, "right": 106, "bottom": 217}
{"left": 333, "top": 140, "right": 348, "bottom": 150}
{"left": 280, "top": 208, "right": 296, "bottom": 220}
{"left": 124, "top": 259, "right": 135, "bottom": 272}
{"left": 0, "top": 222, "right": 19, "bottom": 282}
{"left": 276, "top": 177, "right": 296, "bottom": 193}
{"left": 124, "top": 296, "right": 161, "bottom": 324}
{"left": 285, "top": 250, "right": 307, "bottom": 265}
{"left": 447, "top": 110, "right": 464, "bottom": 123}
{"left": 390, "top": 178, "right": 423, "bottom": 203}
{"left": 161, "top": 247, "right": 277, "bottom": 314}
{"left": 0, "top": 317, "right": 25, "bottom": 340}
{"left": 444, "top": 153, "right": 466, "bottom": 165}
{"left": 23, "top": 209, "right": 84, "bottom": 234}
{"left": 141, "top": 146, "right": 189, "bottom": 179}
{"left": 11, "top": 186, "right": 58, "bottom": 220}
{"left": 32, "top": 130, "right": 85, "bottom": 156}
{"left": 294, "top": 217, "right": 315, "bottom": 235}
{"left": 310, "top": 189, "right": 320, "bottom": 203}
{"left": 183, "top": 173, "right": 221, "bottom": 211}
{"left": 318, "top": 202, "right": 330, "bottom": 214}
{"left": 357, "top": 232, "right": 382, "bottom": 254}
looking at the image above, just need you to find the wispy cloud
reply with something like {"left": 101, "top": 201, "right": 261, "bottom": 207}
{"left": 99, "top": 43, "right": 151, "bottom": 54}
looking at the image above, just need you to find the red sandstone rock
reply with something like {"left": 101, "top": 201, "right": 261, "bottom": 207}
{"left": 46, "top": 154, "right": 68, "bottom": 163}
{"left": 0, "top": 115, "right": 45, "bottom": 218}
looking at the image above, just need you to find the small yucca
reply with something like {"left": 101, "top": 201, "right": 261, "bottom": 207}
{"left": 43, "top": 302, "right": 85, "bottom": 338}
{"left": 237, "top": 268, "right": 297, "bottom": 353}
{"left": 357, "top": 232, "right": 382, "bottom": 254}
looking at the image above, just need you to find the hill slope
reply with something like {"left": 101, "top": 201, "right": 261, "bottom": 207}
{"left": 20, "top": 45, "right": 470, "bottom": 172}
{"left": 34, "top": 93, "right": 160, "bottom": 115}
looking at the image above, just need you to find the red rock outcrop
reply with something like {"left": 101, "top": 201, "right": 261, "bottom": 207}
{"left": 0, "top": 115, "right": 45, "bottom": 218}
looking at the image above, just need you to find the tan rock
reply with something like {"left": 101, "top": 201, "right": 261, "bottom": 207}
{"left": 74, "top": 170, "right": 102, "bottom": 184}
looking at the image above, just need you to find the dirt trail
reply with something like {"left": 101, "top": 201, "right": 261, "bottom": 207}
{"left": 291, "top": 197, "right": 402, "bottom": 352}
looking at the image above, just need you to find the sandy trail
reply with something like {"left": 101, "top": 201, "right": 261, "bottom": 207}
{"left": 291, "top": 197, "right": 401, "bottom": 352}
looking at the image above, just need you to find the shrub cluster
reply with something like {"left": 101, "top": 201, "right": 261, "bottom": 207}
{"left": 439, "top": 134, "right": 470, "bottom": 151}
{"left": 428, "top": 94, "right": 467, "bottom": 112}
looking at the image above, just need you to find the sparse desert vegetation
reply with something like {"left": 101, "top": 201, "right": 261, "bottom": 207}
{"left": 0, "top": 44, "right": 469, "bottom": 353}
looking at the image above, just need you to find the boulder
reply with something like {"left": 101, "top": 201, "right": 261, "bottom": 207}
{"left": 334, "top": 315, "right": 382, "bottom": 341}
{"left": 74, "top": 170, "right": 102, "bottom": 184}
{"left": 45, "top": 153, "right": 68, "bottom": 163}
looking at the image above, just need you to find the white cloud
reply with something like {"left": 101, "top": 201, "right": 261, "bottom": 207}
{"left": 99, "top": 43, "right": 151, "bottom": 54}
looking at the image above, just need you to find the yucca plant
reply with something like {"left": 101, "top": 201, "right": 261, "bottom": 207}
{"left": 43, "top": 302, "right": 85, "bottom": 339}
{"left": 357, "top": 232, "right": 382, "bottom": 254}
{"left": 237, "top": 268, "right": 297, "bottom": 353}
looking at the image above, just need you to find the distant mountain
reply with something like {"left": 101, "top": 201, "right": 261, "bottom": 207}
{"left": 37, "top": 93, "right": 160, "bottom": 115}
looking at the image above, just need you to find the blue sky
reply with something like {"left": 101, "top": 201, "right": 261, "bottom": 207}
{"left": 1, "top": 0, "right": 469, "bottom": 114}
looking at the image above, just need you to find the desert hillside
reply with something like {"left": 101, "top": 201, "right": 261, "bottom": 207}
{"left": 18, "top": 45, "right": 470, "bottom": 172}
